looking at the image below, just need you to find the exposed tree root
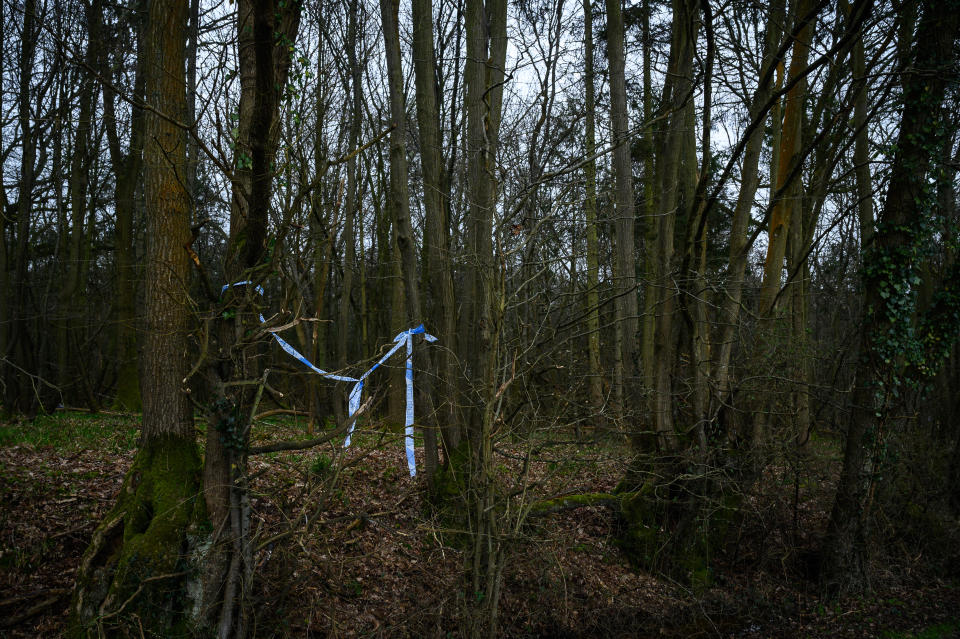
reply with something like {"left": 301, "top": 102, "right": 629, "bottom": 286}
{"left": 69, "top": 435, "right": 203, "bottom": 638}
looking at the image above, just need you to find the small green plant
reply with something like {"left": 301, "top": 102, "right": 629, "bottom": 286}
{"left": 310, "top": 454, "right": 332, "bottom": 478}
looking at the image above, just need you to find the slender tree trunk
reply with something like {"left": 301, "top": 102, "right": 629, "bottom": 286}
{"left": 309, "top": 29, "right": 334, "bottom": 432}
{"left": 6, "top": 0, "right": 38, "bottom": 415}
{"left": 338, "top": 0, "right": 361, "bottom": 402}
{"left": 713, "top": 0, "right": 786, "bottom": 435}
{"left": 759, "top": 0, "right": 814, "bottom": 316}
{"left": 105, "top": 1, "right": 146, "bottom": 412}
{"left": 640, "top": 0, "right": 657, "bottom": 400}
{"left": 412, "top": 0, "right": 461, "bottom": 455}
{"left": 852, "top": 19, "right": 874, "bottom": 249}
{"left": 380, "top": 0, "right": 438, "bottom": 476}
{"left": 583, "top": 0, "right": 604, "bottom": 426}
{"left": 651, "top": 0, "right": 698, "bottom": 452}
{"left": 605, "top": 0, "right": 639, "bottom": 424}
{"left": 206, "top": 3, "right": 301, "bottom": 635}
{"left": 186, "top": 0, "right": 201, "bottom": 208}
{"left": 0, "top": 1, "right": 5, "bottom": 413}
{"left": 464, "top": 0, "right": 508, "bottom": 630}
{"left": 58, "top": 1, "right": 100, "bottom": 406}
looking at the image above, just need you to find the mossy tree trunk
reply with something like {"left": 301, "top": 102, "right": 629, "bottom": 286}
{"left": 70, "top": 438, "right": 203, "bottom": 637}
{"left": 70, "top": 1, "right": 201, "bottom": 634}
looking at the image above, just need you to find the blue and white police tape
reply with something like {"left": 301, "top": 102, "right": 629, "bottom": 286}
{"left": 222, "top": 281, "right": 436, "bottom": 476}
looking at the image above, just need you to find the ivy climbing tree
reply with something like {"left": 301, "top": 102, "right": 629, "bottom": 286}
{"left": 821, "top": 0, "right": 960, "bottom": 596}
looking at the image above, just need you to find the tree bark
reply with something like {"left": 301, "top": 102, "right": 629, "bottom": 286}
{"left": 4, "top": 0, "right": 39, "bottom": 415}
{"left": 105, "top": 1, "right": 147, "bottom": 412}
{"left": 583, "top": 0, "right": 604, "bottom": 426}
{"left": 650, "top": 0, "right": 698, "bottom": 452}
{"left": 758, "top": 0, "right": 815, "bottom": 317}
{"left": 821, "top": 0, "right": 959, "bottom": 596}
{"left": 204, "top": 3, "right": 302, "bottom": 635}
{"left": 412, "top": 0, "right": 461, "bottom": 456}
{"left": 605, "top": 0, "right": 639, "bottom": 422}
{"left": 70, "top": 1, "right": 201, "bottom": 634}
{"left": 380, "top": 0, "right": 439, "bottom": 477}
{"left": 463, "top": 0, "right": 508, "bottom": 631}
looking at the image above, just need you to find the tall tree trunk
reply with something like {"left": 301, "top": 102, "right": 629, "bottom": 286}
{"left": 5, "top": 0, "right": 38, "bottom": 415}
{"left": 58, "top": 0, "right": 100, "bottom": 407}
{"left": 821, "top": 0, "right": 959, "bottom": 596}
{"left": 309, "top": 25, "right": 334, "bottom": 432}
{"left": 70, "top": 1, "right": 201, "bottom": 634}
{"left": 205, "top": 2, "right": 301, "bottom": 635}
{"left": 650, "top": 0, "right": 698, "bottom": 452}
{"left": 105, "top": 0, "right": 147, "bottom": 412}
{"left": 640, "top": 0, "right": 657, "bottom": 401}
{"left": 337, "top": 0, "right": 361, "bottom": 408}
{"left": 713, "top": 0, "right": 786, "bottom": 436}
{"left": 186, "top": 0, "right": 201, "bottom": 207}
{"left": 583, "top": 0, "right": 604, "bottom": 426}
{"left": 380, "top": 0, "right": 438, "bottom": 477}
{"left": 758, "top": 0, "right": 814, "bottom": 316}
{"left": 852, "top": 15, "right": 874, "bottom": 249}
{"left": 412, "top": 0, "right": 461, "bottom": 455}
{"left": 463, "top": 0, "right": 508, "bottom": 630}
{"left": 605, "top": 0, "right": 639, "bottom": 424}
{"left": 0, "top": 1, "right": 5, "bottom": 414}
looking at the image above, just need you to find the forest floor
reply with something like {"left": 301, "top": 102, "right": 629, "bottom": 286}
{"left": 1, "top": 411, "right": 958, "bottom": 638}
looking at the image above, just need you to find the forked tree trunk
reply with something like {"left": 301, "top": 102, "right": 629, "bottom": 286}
{"left": 412, "top": 0, "right": 461, "bottom": 456}
{"left": 380, "top": 0, "right": 439, "bottom": 477}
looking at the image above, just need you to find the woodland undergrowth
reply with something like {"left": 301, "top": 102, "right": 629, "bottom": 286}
{"left": 1, "top": 411, "right": 958, "bottom": 638}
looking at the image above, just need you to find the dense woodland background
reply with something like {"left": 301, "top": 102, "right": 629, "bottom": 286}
{"left": 1, "top": 0, "right": 959, "bottom": 636}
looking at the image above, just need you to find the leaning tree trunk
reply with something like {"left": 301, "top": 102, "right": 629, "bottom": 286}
{"left": 69, "top": 1, "right": 203, "bottom": 635}
{"left": 821, "top": 0, "right": 959, "bottom": 597}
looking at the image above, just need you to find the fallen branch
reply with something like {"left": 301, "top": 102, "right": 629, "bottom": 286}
{"left": 254, "top": 408, "right": 312, "bottom": 420}
{"left": 526, "top": 492, "right": 628, "bottom": 518}
{"left": 0, "top": 589, "right": 70, "bottom": 628}
{"left": 248, "top": 398, "right": 371, "bottom": 455}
